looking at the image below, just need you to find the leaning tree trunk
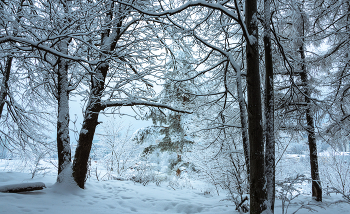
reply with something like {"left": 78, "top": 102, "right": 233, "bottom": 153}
{"left": 264, "top": 0, "right": 275, "bottom": 212}
{"left": 245, "top": 0, "right": 268, "bottom": 213}
{"left": 72, "top": 1, "right": 118, "bottom": 188}
{"left": 72, "top": 63, "right": 108, "bottom": 188}
{"left": 0, "top": 57, "right": 12, "bottom": 118}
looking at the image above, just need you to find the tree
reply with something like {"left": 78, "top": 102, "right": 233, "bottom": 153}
{"left": 118, "top": 1, "right": 270, "bottom": 212}
{"left": 1, "top": 0, "right": 191, "bottom": 188}
{"left": 0, "top": 0, "right": 54, "bottom": 159}
{"left": 245, "top": 0, "right": 268, "bottom": 213}
{"left": 264, "top": 0, "right": 276, "bottom": 211}
{"left": 272, "top": 0, "right": 323, "bottom": 202}
{"left": 97, "top": 118, "right": 138, "bottom": 179}
{"left": 312, "top": 0, "right": 350, "bottom": 151}
{"left": 134, "top": 50, "right": 195, "bottom": 174}
{"left": 298, "top": 4, "right": 322, "bottom": 201}
{"left": 55, "top": 0, "right": 72, "bottom": 182}
{"left": 70, "top": 1, "right": 192, "bottom": 188}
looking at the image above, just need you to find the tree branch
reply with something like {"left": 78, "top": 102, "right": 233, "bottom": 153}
{"left": 100, "top": 100, "right": 192, "bottom": 114}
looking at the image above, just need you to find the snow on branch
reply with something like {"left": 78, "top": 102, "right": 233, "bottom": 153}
{"left": 0, "top": 36, "right": 99, "bottom": 65}
{"left": 117, "top": 0, "right": 253, "bottom": 46}
{"left": 117, "top": 0, "right": 238, "bottom": 19}
{"left": 101, "top": 100, "right": 192, "bottom": 114}
{"left": 0, "top": 182, "right": 46, "bottom": 193}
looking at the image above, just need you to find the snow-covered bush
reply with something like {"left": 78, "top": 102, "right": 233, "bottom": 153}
{"left": 94, "top": 119, "right": 140, "bottom": 180}
{"left": 183, "top": 126, "right": 249, "bottom": 212}
{"left": 320, "top": 150, "right": 350, "bottom": 201}
{"left": 129, "top": 161, "right": 168, "bottom": 186}
{"left": 276, "top": 174, "right": 310, "bottom": 214}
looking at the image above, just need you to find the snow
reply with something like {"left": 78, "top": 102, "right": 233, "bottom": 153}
{"left": 0, "top": 158, "right": 349, "bottom": 214}
{"left": 0, "top": 171, "right": 235, "bottom": 214}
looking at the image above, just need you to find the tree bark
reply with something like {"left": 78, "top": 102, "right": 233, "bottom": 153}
{"left": 56, "top": 55, "right": 72, "bottom": 182}
{"left": 238, "top": 88, "right": 250, "bottom": 183}
{"left": 299, "top": 46, "right": 322, "bottom": 202}
{"left": 72, "top": 63, "right": 108, "bottom": 188}
{"left": 264, "top": 0, "right": 275, "bottom": 212}
{"left": 245, "top": 0, "right": 268, "bottom": 213}
{"left": 234, "top": 64, "right": 250, "bottom": 182}
{"left": 71, "top": 1, "right": 115, "bottom": 189}
{"left": 56, "top": 0, "right": 72, "bottom": 182}
{"left": 0, "top": 57, "right": 12, "bottom": 118}
{"left": 298, "top": 2, "right": 322, "bottom": 202}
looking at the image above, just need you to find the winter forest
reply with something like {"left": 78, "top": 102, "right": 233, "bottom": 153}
{"left": 1, "top": 0, "right": 350, "bottom": 214}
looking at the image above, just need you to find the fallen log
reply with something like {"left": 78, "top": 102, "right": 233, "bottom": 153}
{"left": 0, "top": 182, "right": 46, "bottom": 193}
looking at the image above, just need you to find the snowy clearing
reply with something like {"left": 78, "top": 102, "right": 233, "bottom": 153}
{"left": 0, "top": 159, "right": 349, "bottom": 214}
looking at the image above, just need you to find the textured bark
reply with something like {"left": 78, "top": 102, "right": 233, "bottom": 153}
{"left": 72, "top": 63, "right": 108, "bottom": 188}
{"left": 56, "top": 56, "right": 71, "bottom": 182}
{"left": 264, "top": 0, "right": 275, "bottom": 212}
{"left": 56, "top": 0, "right": 72, "bottom": 182}
{"left": 234, "top": 55, "right": 250, "bottom": 181}
{"left": 237, "top": 89, "right": 250, "bottom": 182}
{"left": 71, "top": 2, "right": 115, "bottom": 189}
{"left": 245, "top": 0, "right": 267, "bottom": 213}
{"left": 0, "top": 57, "right": 12, "bottom": 118}
{"left": 299, "top": 47, "right": 322, "bottom": 202}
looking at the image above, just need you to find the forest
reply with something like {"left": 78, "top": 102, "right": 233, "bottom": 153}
{"left": 1, "top": 0, "right": 350, "bottom": 214}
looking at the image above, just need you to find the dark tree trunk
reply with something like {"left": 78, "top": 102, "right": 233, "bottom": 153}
{"left": 264, "top": 0, "right": 275, "bottom": 212}
{"left": 56, "top": 56, "right": 71, "bottom": 182}
{"left": 299, "top": 47, "right": 322, "bottom": 202}
{"left": 298, "top": 4, "right": 322, "bottom": 201}
{"left": 0, "top": 57, "right": 12, "bottom": 118}
{"left": 72, "top": 63, "right": 108, "bottom": 188}
{"left": 72, "top": 2, "right": 117, "bottom": 188}
{"left": 245, "top": 0, "right": 268, "bottom": 213}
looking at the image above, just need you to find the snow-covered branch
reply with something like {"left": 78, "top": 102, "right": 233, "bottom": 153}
{"left": 101, "top": 100, "right": 192, "bottom": 114}
{"left": 117, "top": 0, "right": 254, "bottom": 46}
{"left": 0, "top": 36, "right": 99, "bottom": 65}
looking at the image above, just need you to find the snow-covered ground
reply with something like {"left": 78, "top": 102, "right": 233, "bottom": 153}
{"left": 0, "top": 157, "right": 349, "bottom": 214}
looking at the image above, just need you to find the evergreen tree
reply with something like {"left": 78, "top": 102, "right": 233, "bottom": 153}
{"left": 135, "top": 51, "right": 196, "bottom": 173}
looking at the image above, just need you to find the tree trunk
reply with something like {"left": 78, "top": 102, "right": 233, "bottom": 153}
{"left": 238, "top": 92, "right": 250, "bottom": 182}
{"left": 298, "top": 3, "right": 322, "bottom": 201}
{"left": 56, "top": 55, "right": 71, "bottom": 182}
{"left": 264, "top": 0, "right": 275, "bottom": 212}
{"left": 235, "top": 69, "right": 250, "bottom": 182}
{"left": 72, "top": 2, "right": 115, "bottom": 188}
{"left": 72, "top": 63, "right": 108, "bottom": 188}
{"left": 245, "top": 0, "right": 268, "bottom": 213}
{"left": 299, "top": 46, "right": 322, "bottom": 202}
{"left": 0, "top": 57, "right": 12, "bottom": 118}
{"left": 56, "top": 0, "right": 72, "bottom": 182}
